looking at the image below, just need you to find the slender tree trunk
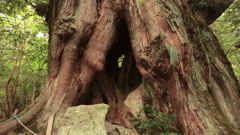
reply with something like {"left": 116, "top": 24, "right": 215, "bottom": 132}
{"left": 5, "top": 77, "right": 13, "bottom": 118}
{"left": 0, "top": 0, "right": 239, "bottom": 135}
{"left": 31, "top": 78, "right": 36, "bottom": 103}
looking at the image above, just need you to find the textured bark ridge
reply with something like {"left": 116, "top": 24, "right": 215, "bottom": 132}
{"left": 0, "top": 0, "right": 239, "bottom": 135}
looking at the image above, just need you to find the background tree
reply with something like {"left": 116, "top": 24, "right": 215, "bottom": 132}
{"left": 213, "top": 0, "right": 240, "bottom": 80}
{"left": 0, "top": 0, "right": 240, "bottom": 135}
{"left": 0, "top": 0, "right": 48, "bottom": 120}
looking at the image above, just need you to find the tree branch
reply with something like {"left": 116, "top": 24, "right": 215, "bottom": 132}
{"left": 188, "top": 0, "right": 234, "bottom": 24}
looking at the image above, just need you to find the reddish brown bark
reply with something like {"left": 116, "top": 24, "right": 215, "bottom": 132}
{"left": 0, "top": 0, "right": 239, "bottom": 135}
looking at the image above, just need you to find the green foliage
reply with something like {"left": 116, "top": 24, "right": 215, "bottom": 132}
{"left": 212, "top": 0, "right": 240, "bottom": 81}
{"left": 137, "top": 0, "right": 147, "bottom": 5}
{"left": 0, "top": 0, "right": 48, "bottom": 118}
{"left": 131, "top": 105, "right": 179, "bottom": 135}
{"left": 135, "top": 0, "right": 147, "bottom": 10}
{"left": 118, "top": 54, "right": 125, "bottom": 68}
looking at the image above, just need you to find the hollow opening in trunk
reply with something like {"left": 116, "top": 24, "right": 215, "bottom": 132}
{"left": 77, "top": 20, "right": 142, "bottom": 105}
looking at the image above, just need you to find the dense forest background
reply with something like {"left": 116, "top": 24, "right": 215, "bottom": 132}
{"left": 0, "top": 0, "right": 239, "bottom": 120}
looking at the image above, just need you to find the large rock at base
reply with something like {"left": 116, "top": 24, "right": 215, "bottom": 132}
{"left": 58, "top": 104, "right": 109, "bottom": 135}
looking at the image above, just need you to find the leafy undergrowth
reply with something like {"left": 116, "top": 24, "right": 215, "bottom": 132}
{"left": 130, "top": 105, "right": 182, "bottom": 135}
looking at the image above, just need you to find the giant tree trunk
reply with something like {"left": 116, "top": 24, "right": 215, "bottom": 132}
{"left": 1, "top": 0, "right": 240, "bottom": 134}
